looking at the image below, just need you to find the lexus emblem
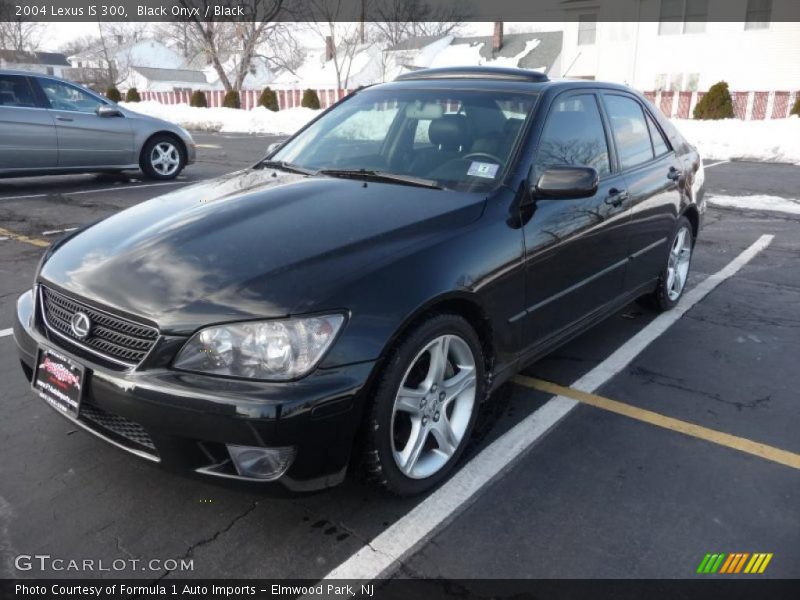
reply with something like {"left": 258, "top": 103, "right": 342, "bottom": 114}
{"left": 70, "top": 312, "right": 92, "bottom": 339}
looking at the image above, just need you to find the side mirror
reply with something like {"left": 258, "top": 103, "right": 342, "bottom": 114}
{"left": 96, "top": 104, "right": 121, "bottom": 118}
{"left": 533, "top": 166, "right": 599, "bottom": 200}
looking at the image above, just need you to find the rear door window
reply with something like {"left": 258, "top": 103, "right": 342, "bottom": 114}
{"left": 603, "top": 94, "right": 655, "bottom": 170}
{"left": 0, "top": 75, "right": 37, "bottom": 108}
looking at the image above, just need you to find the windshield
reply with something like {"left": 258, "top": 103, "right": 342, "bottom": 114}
{"left": 272, "top": 88, "right": 538, "bottom": 192}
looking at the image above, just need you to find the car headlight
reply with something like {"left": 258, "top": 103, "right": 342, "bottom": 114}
{"left": 174, "top": 315, "right": 345, "bottom": 380}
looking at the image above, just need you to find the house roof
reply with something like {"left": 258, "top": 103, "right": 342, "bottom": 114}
{"left": 0, "top": 50, "right": 70, "bottom": 66}
{"left": 386, "top": 35, "right": 447, "bottom": 52}
{"left": 450, "top": 31, "right": 563, "bottom": 71}
{"left": 131, "top": 66, "right": 208, "bottom": 83}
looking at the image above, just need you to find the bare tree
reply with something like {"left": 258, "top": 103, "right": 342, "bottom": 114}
{"left": 154, "top": 21, "right": 205, "bottom": 62}
{"left": 0, "top": 1, "right": 44, "bottom": 51}
{"left": 175, "top": 0, "right": 284, "bottom": 92}
{"left": 259, "top": 24, "right": 305, "bottom": 77}
{"left": 59, "top": 34, "right": 101, "bottom": 59}
{"left": 305, "top": 0, "right": 365, "bottom": 89}
{"left": 369, "top": 0, "right": 468, "bottom": 47}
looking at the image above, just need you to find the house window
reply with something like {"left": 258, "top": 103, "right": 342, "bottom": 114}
{"left": 745, "top": 0, "right": 771, "bottom": 29}
{"left": 659, "top": 0, "right": 708, "bottom": 35}
{"left": 578, "top": 14, "right": 597, "bottom": 46}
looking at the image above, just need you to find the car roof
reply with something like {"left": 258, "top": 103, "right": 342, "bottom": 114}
{"left": 368, "top": 67, "right": 635, "bottom": 96}
{"left": 0, "top": 69, "right": 75, "bottom": 83}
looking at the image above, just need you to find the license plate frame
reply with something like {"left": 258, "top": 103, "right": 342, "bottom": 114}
{"left": 32, "top": 347, "right": 85, "bottom": 419}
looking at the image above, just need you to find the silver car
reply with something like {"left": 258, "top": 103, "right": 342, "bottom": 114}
{"left": 0, "top": 70, "right": 196, "bottom": 180}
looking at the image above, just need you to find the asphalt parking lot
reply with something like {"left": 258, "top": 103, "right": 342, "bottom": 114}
{"left": 1, "top": 134, "right": 798, "bottom": 584}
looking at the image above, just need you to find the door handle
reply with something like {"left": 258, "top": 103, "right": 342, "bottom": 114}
{"left": 55, "top": 116, "right": 73, "bottom": 122}
{"left": 606, "top": 188, "right": 628, "bottom": 208}
{"left": 667, "top": 166, "right": 681, "bottom": 181}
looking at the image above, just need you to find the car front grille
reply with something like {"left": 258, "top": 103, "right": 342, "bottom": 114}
{"left": 39, "top": 286, "right": 159, "bottom": 367}
{"left": 79, "top": 402, "right": 159, "bottom": 456}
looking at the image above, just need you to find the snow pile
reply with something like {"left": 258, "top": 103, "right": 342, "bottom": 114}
{"left": 673, "top": 116, "right": 800, "bottom": 165}
{"left": 120, "top": 101, "right": 318, "bottom": 134}
{"left": 706, "top": 194, "right": 800, "bottom": 215}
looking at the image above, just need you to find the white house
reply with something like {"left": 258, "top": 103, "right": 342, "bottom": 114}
{"left": 0, "top": 50, "right": 70, "bottom": 77}
{"left": 65, "top": 39, "right": 209, "bottom": 91}
{"left": 125, "top": 66, "right": 213, "bottom": 92}
{"left": 556, "top": 0, "right": 800, "bottom": 91}
{"left": 270, "top": 43, "right": 386, "bottom": 89}
{"left": 202, "top": 55, "right": 276, "bottom": 90}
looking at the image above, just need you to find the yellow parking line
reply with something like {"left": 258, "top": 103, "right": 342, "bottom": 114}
{"left": 0, "top": 227, "right": 50, "bottom": 248}
{"left": 514, "top": 375, "right": 800, "bottom": 470}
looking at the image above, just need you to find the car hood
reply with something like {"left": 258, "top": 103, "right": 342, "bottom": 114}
{"left": 39, "top": 168, "right": 486, "bottom": 333}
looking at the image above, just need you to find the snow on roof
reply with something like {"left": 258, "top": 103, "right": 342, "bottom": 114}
{"left": 387, "top": 31, "right": 563, "bottom": 75}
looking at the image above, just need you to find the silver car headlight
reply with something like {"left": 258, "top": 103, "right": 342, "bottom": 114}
{"left": 174, "top": 315, "right": 345, "bottom": 380}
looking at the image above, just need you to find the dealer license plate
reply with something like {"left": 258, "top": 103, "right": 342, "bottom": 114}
{"left": 32, "top": 347, "right": 85, "bottom": 418}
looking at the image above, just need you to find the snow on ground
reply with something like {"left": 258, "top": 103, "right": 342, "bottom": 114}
{"left": 120, "top": 101, "right": 318, "bottom": 135}
{"left": 706, "top": 194, "right": 800, "bottom": 215}
{"left": 673, "top": 116, "right": 800, "bottom": 165}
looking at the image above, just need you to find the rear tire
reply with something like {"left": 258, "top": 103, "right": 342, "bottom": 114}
{"left": 638, "top": 216, "right": 694, "bottom": 312}
{"left": 362, "top": 314, "right": 485, "bottom": 496}
{"left": 140, "top": 135, "right": 185, "bottom": 180}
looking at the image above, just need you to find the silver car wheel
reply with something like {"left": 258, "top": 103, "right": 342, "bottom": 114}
{"left": 666, "top": 225, "right": 692, "bottom": 301}
{"left": 150, "top": 142, "right": 181, "bottom": 176}
{"left": 390, "top": 334, "right": 477, "bottom": 480}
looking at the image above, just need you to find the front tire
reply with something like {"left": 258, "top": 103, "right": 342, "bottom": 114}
{"left": 140, "top": 135, "right": 185, "bottom": 180}
{"left": 363, "top": 314, "right": 485, "bottom": 496}
{"left": 640, "top": 216, "right": 695, "bottom": 311}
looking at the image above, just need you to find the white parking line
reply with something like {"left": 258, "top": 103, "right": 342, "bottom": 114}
{"left": 0, "top": 328, "right": 12, "bottom": 338}
{"left": 0, "top": 180, "right": 193, "bottom": 201}
{"left": 317, "top": 234, "right": 774, "bottom": 584}
{"left": 42, "top": 227, "right": 78, "bottom": 236}
{"left": 704, "top": 160, "right": 730, "bottom": 169}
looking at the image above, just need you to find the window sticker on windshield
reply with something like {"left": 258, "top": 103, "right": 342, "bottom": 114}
{"left": 467, "top": 161, "right": 499, "bottom": 179}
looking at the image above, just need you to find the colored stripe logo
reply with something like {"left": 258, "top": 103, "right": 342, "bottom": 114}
{"left": 696, "top": 553, "right": 773, "bottom": 574}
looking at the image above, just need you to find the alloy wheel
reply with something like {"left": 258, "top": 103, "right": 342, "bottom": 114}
{"left": 667, "top": 225, "right": 692, "bottom": 301}
{"left": 150, "top": 142, "right": 181, "bottom": 176}
{"left": 390, "top": 334, "right": 477, "bottom": 480}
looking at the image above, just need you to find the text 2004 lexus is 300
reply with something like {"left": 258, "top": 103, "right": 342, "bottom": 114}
{"left": 14, "top": 67, "right": 704, "bottom": 496}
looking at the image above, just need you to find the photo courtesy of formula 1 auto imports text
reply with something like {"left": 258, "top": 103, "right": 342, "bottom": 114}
{"left": 1, "top": 0, "right": 799, "bottom": 599}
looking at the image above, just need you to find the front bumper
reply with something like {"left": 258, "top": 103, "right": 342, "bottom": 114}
{"left": 13, "top": 289, "right": 375, "bottom": 491}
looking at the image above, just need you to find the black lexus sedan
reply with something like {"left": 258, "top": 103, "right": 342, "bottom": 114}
{"left": 14, "top": 67, "right": 705, "bottom": 495}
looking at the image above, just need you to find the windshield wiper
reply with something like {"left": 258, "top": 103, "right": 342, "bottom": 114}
{"left": 318, "top": 169, "right": 444, "bottom": 190}
{"left": 256, "top": 159, "right": 317, "bottom": 176}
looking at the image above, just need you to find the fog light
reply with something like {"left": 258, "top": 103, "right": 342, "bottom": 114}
{"left": 226, "top": 445, "right": 296, "bottom": 480}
